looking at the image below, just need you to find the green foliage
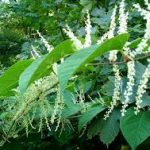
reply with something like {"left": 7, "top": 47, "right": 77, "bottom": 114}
{"left": 58, "top": 33, "right": 129, "bottom": 90}
{"left": 99, "top": 109, "right": 120, "bottom": 146}
{"left": 1, "top": 0, "right": 150, "bottom": 150}
{"left": 19, "top": 40, "right": 75, "bottom": 93}
{"left": 88, "top": 109, "right": 120, "bottom": 146}
{"left": 0, "top": 60, "right": 32, "bottom": 96}
{"left": 78, "top": 104, "right": 105, "bottom": 132}
{"left": 120, "top": 108, "right": 150, "bottom": 150}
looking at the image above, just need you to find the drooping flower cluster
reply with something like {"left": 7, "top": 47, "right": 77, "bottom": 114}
{"left": 50, "top": 87, "right": 64, "bottom": 131}
{"left": 2, "top": 74, "right": 58, "bottom": 143}
{"left": 131, "top": 2, "right": 150, "bottom": 57}
{"left": 135, "top": 59, "right": 150, "bottom": 114}
{"left": 121, "top": 61, "right": 135, "bottom": 116}
{"left": 104, "top": 64, "right": 121, "bottom": 119}
{"left": 105, "top": 0, "right": 128, "bottom": 118}
{"left": 2, "top": 1, "right": 150, "bottom": 146}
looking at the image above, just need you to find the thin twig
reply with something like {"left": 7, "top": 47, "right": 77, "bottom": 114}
{"left": 88, "top": 52, "right": 150, "bottom": 66}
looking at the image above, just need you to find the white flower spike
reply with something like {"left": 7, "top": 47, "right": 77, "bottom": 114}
{"left": 121, "top": 61, "right": 135, "bottom": 116}
{"left": 118, "top": 0, "right": 128, "bottom": 34}
{"left": 135, "top": 59, "right": 150, "bottom": 114}
{"left": 104, "top": 64, "right": 121, "bottom": 119}
{"left": 37, "top": 31, "right": 54, "bottom": 53}
{"left": 63, "top": 25, "right": 83, "bottom": 50}
{"left": 84, "top": 11, "right": 92, "bottom": 48}
{"left": 132, "top": 2, "right": 150, "bottom": 57}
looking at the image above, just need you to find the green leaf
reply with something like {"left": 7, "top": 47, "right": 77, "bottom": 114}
{"left": 141, "top": 94, "right": 150, "bottom": 107}
{"left": 19, "top": 40, "right": 75, "bottom": 93}
{"left": 87, "top": 109, "right": 120, "bottom": 146}
{"left": 135, "top": 62, "right": 146, "bottom": 84}
{"left": 128, "top": 38, "right": 141, "bottom": 49}
{"left": 87, "top": 116, "right": 103, "bottom": 139}
{"left": 62, "top": 91, "right": 81, "bottom": 118}
{"left": 19, "top": 56, "right": 47, "bottom": 93}
{"left": 58, "top": 33, "right": 129, "bottom": 91}
{"left": 120, "top": 108, "right": 150, "bottom": 150}
{"left": 54, "top": 125, "right": 74, "bottom": 144}
{"left": 128, "top": 38, "right": 150, "bottom": 51}
{"left": 0, "top": 60, "right": 33, "bottom": 96}
{"left": 62, "top": 104, "right": 81, "bottom": 118}
{"left": 80, "top": 0, "right": 93, "bottom": 11}
{"left": 99, "top": 109, "right": 120, "bottom": 146}
{"left": 78, "top": 104, "right": 105, "bottom": 132}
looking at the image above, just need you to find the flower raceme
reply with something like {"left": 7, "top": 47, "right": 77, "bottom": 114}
{"left": 121, "top": 61, "right": 135, "bottom": 116}
{"left": 105, "top": 0, "right": 128, "bottom": 119}
{"left": 131, "top": 3, "right": 150, "bottom": 57}
{"left": 135, "top": 59, "right": 150, "bottom": 114}
{"left": 37, "top": 31, "right": 54, "bottom": 53}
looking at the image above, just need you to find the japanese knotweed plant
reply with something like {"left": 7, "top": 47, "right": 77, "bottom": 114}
{"left": 1, "top": 0, "right": 150, "bottom": 149}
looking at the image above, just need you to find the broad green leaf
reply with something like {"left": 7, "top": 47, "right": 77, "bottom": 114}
{"left": 0, "top": 60, "right": 33, "bottom": 96}
{"left": 19, "top": 40, "right": 75, "bottom": 93}
{"left": 120, "top": 108, "right": 150, "bottom": 150}
{"left": 19, "top": 56, "right": 47, "bottom": 93}
{"left": 141, "top": 94, "right": 150, "bottom": 107}
{"left": 62, "top": 104, "right": 81, "bottom": 118}
{"left": 80, "top": 0, "right": 93, "bottom": 11}
{"left": 101, "top": 78, "right": 114, "bottom": 96}
{"left": 54, "top": 125, "right": 74, "bottom": 144}
{"left": 87, "top": 109, "right": 120, "bottom": 146}
{"left": 135, "top": 62, "right": 146, "bottom": 84}
{"left": 87, "top": 116, "right": 103, "bottom": 139}
{"left": 128, "top": 38, "right": 141, "bottom": 49}
{"left": 62, "top": 91, "right": 81, "bottom": 118}
{"left": 58, "top": 33, "right": 129, "bottom": 90}
{"left": 99, "top": 109, "right": 120, "bottom": 146}
{"left": 78, "top": 104, "right": 105, "bottom": 132}
{"left": 128, "top": 38, "right": 150, "bottom": 51}
{"left": 63, "top": 90, "right": 77, "bottom": 107}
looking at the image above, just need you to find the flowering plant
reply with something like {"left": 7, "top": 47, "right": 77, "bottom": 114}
{"left": 1, "top": 0, "right": 150, "bottom": 149}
